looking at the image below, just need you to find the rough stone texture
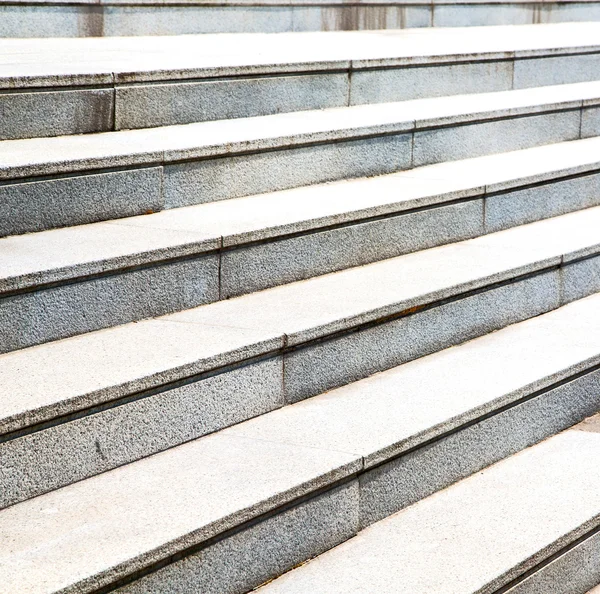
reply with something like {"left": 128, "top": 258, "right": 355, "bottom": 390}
{"left": 0, "top": 318, "right": 283, "bottom": 435}
{"left": 290, "top": 4, "right": 431, "bottom": 32}
{"left": 0, "top": 167, "right": 163, "bottom": 237}
{"left": 561, "top": 255, "right": 600, "bottom": 304}
{"left": 432, "top": 3, "right": 533, "bottom": 27}
{"left": 0, "top": 4, "right": 98, "bottom": 38}
{"left": 506, "top": 531, "right": 600, "bottom": 594}
{"left": 0, "top": 254, "right": 219, "bottom": 353}
{"left": 484, "top": 172, "right": 600, "bottom": 233}
{"left": 350, "top": 60, "right": 513, "bottom": 106}
{"left": 513, "top": 53, "right": 600, "bottom": 90}
{"left": 258, "top": 423, "right": 600, "bottom": 593}
{"left": 359, "top": 368, "right": 600, "bottom": 527}
{"left": 115, "top": 73, "right": 348, "bottom": 130}
{"left": 162, "top": 134, "right": 412, "bottom": 207}
{"left": 0, "top": 357, "right": 283, "bottom": 508}
{"left": 0, "top": 88, "right": 113, "bottom": 140}
{"left": 581, "top": 106, "right": 600, "bottom": 138}
{"left": 116, "top": 481, "right": 359, "bottom": 594}
{"left": 104, "top": 5, "right": 293, "bottom": 35}
{"left": 220, "top": 199, "right": 484, "bottom": 297}
{"left": 0, "top": 433, "right": 360, "bottom": 594}
{"left": 412, "top": 110, "right": 581, "bottom": 167}
{"left": 283, "top": 270, "right": 560, "bottom": 402}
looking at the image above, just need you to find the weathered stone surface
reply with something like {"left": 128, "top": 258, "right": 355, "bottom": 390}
{"left": 0, "top": 88, "right": 113, "bottom": 140}
{"left": 484, "top": 172, "right": 600, "bottom": 232}
{"left": 513, "top": 53, "right": 600, "bottom": 89}
{"left": 412, "top": 110, "right": 581, "bottom": 167}
{"left": 561, "top": 255, "right": 600, "bottom": 304}
{"left": 162, "top": 134, "right": 413, "bottom": 207}
{"left": 0, "top": 254, "right": 220, "bottom": 353}
{"left": 258, "top": 421, "right": 600, "bottom": 593}
{"left": 505, "top": 531, "right": 600, "bottom": 593}
{"left": 0, "top": 433, "right": 360, "bottom": 594}
{"left": 581, "top": 106, "right": 600, "bottom": 138}
{"left": 115, "top": 73, "right": 348, "bottom": 129}
{"left": 0, "top": 167, "right": 163, "bottom": 237}
{"left": 220, "top": 199, "right": 484, "bottom": 297}
{"left": 116, "top": 481, "right": 359, "bottom": 594}
{"left": 0, "top": 357, "right": 284, "bottom": 508}
{"left": 283, "top": 270, "right": 560, "bottom": 402}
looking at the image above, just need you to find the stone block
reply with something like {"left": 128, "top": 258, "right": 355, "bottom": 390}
{"left": 103, "top": 5, "right": 293, "bottom": 35}
{"left": 505, "top": 530, "right": 600, "bottom": 593}
{"left": 220, "top": 199, "right": 484, "bottom": 297}
{"left": 432, "top": 3, "right": 533, "bottom": 27}
{"left": 115, "top": 73, "right": 348, "bottom": 129}
{"left": 116, "top": 481, "right": 359, "bottom": 594}
{"left": 0, "top": 4, "right": 87, "bottom": 38}
{"left": 350, "top": 60, "right": 513, "bottom": 105}
{"left": 163, "top": 133, "right": 412, "bottom": 207}
{"left": 0, "top": 254, "right": 219, "bottom": 353}
{"left": 0, "top": 167, "right": 162, "bottom": 237}
{"left": 412, "top": 110, "right": 581, "bottom": 167}
{"left": 360, "top": 367, "right": 600, "bottom": 527}
{"left": 283, "top": 270, "right": 560, "bottom": 402}
{"left": 485, "top": 172, "right": 600, "bottom": 233}
{"left": 0, "top": 88, "right": 113, "bottom": 140}
{"left": 0, "top": 357, "right": 284, "bottom": 508}
{"left": 513, "top": 53, "right": 600, "bottom": 90}
{"left": 581, "top": 106, "right": 600, "bottom": 138}
{"left": 561, "top": 254, "right": 600, "bottom": 304}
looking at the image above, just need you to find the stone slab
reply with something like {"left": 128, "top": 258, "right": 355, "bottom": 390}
{"left": 0, "top": 167, "right": 163, "bottom": 237}
{"left": 162, "top": 133, "right": 412, "bottom": 207}
{"left": 5, "top": 136, "right": 600, "bottom": 295}
{"left": 561, "top": 254, "right": 600, "bottom": 304}
{"left": 3, "top": 206, "right": 599, "bottom": 434}
{"left": 115, "top": 481, "right": 358, "bottom": 594}
{"left": 258, "top": 419, "right": 600, "bottom": 593}
{"left": 0, "top": 433, "right": 361, "bottom": 594}
{"left": 0, "top": 318, "right": 283, "bottom": 434}
{"left": 2, "top": 80, "right": 600, "bottom": 181}
{"left": 115, "top": 72, "right": 348, "bottom": 129}
{"left": 227, "top": 292, "right": 600, "bottom": 468}
{"left": 506, "top": 531, "right": 600, "bottom": 593}
{"left": 0, "top": 88, "right": 113, "bottom": 140}
{"left": 0, "top": 357, "right": 284, "bottom": 508}
{"left": 581, "top": 106, "right": 600, "bottom": 138}
{"left": 484, "top": 171, "right": 600, "bottom": 233}
{"left": 513, "top": 52, "right": 600, "bottom": 89}
{"left": 220, "top": 199, "right": 483, "bottom": 297}
{"left": 0, "top": 253, "right": 220, "bottom": 353}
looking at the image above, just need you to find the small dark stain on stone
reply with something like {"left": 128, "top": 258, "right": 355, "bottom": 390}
{"left": 95, "top": 439, "right": 107, "bottom": 460}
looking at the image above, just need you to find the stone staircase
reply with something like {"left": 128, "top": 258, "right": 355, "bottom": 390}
{"left": 3, "top": 0, "right": 600, "bottom": 36}
{"left": 2, "top": 19, "right": 600, "bottom": 594}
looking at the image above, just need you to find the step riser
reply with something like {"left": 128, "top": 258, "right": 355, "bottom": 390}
{"left": 505, "top": 531, "right": 600, "bottom": 594}
{"left": 5, "top": 170, "right": 600, "bottom": 354}
{"left": 2, "top": 2, "right": 600, "bottom": 38}
{"left": 3, "top": 50, "right": 600, "bottom": 141}
{"left": 3, "top": 101, "right": 595, "bottom": 237}
{"left": 58, "top": 365, "right": 600, "bottom": 594}
{"left": 4, "top": 260, "right": 598, "bottom": 508}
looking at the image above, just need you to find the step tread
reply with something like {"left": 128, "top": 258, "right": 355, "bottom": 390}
{"left": 2, "top": 80, "right": 600, "bottom": 180}
{"left": 4, "top": 137, "right": 600, "bottom": 293}
{"left": 258, "top": 415, "right": 600, "bottom": 593}
{"left": 224, "top": 292, "right": 600, "bottom": 468}
{"left": 3, "top": 294, "right": 600, "bottom": 594}
{"left": 1, "top": 205, "right": 599, "bottom": 435}
{"left": 2, "top": 23, "right": 600, "bottom": 88}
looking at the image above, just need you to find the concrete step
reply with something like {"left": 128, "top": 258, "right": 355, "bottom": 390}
{"left": 4, "top": 138, "right": 600, "bottom": 352}
{"left": 3, "top": 80, "right": 600, "bottom": 238}
{"left": 3, "top": 295, "right": 600, "bottom": 592}
{"left": 258, "top": 414, "right": 600, "bottom": 594}
{"left": 2, "top": 0, "right": 600, "bottom": 37}
{"left": 2, "top": 207, "right": 600, "bottom": 506}
{"left": 2, "top": 23, "right": 600, "bottom": 140}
